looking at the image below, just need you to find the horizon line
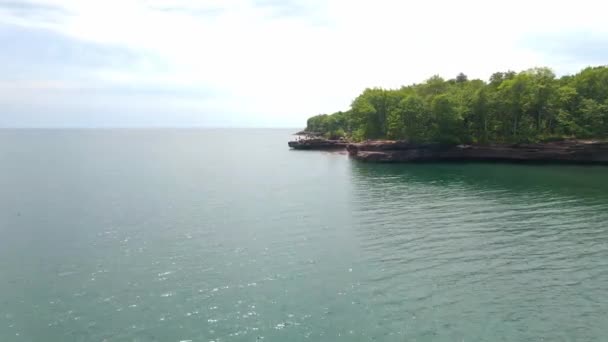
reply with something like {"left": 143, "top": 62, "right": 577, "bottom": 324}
{"left": 0, "top": 126, "right": 303, "bottom": 130}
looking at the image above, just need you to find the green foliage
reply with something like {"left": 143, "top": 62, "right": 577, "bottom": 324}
{"left": 387, "top": 94, "right": 428, "bottom": 142}
{"left": 456, "top": 73, "right": 468, "bottom": 83}
{"left": 431, "top": 94, "right": 463, "bottom": 143}
{"left": 304, "top": 66, "right": 608, "bottom": 144}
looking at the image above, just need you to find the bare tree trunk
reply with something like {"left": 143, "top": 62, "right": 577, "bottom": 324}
{"left": 484, "top": 117, "right": 488, "bottom": 140}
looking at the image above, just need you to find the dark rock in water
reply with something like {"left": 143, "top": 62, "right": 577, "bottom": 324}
{"left": 294, "top": 130, "right": 324, "bottom": 137}
{"left": 346, "top": 140, "right": 608, "bottom": 164}
{"left": 288, "top": 138, "right": 348, "bottom": 150}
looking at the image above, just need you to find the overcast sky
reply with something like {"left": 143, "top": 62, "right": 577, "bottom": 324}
{"left": 1, "top": 0, "right": 607, "bottom": 128}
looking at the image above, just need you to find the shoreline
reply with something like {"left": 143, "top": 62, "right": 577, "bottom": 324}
{"left": 347, "top": 140, "right": 608, "bottom": 164}
{"left": 289, "top": 138, "right": 608, "bottom": 164}
{"left": 288, "top": 138, "right": 348, "bottom": 150}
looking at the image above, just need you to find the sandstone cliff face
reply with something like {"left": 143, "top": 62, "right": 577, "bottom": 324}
{"left": 346, "top": 140, "right": 608, "bottom": 163}
{"left": 288, "top": 139, "right": 348, "bottom": 150}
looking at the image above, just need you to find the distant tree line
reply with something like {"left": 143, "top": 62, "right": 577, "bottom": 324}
{"left": 306, "top": 66, "right": 608, "bottom": 143}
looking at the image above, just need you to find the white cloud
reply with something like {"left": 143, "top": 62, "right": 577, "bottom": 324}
{"left": 1, "top": 0, "right": 607, "bottom": 127}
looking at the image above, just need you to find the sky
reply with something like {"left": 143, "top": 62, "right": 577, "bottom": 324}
{"left": 1, "top": 0, "right": 607, "bottom": 128}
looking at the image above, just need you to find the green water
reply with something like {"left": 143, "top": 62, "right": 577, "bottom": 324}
{"left": 1, "top": 129, "right": 608, "bottom": 341}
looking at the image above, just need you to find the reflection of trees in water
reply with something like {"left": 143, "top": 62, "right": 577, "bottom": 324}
{"left": 349, "top": 162, "right": 608, "bottom": 202}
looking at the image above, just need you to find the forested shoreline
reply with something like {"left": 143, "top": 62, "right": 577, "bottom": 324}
{"left": 305, "top": 66, "right": 608, "bottom": 144}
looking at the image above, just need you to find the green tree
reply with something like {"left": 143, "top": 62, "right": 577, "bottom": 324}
{"left": 303, "top": 65, "right": 608, "bottom": 144}
{"left": 456, "top": 72, "right": 468, "bottom": 83}
{"left": 555, "top": 86, "right": 581, "bottom": 136}
{"left": 431, "top": 94, "right": 463, "bottom": 144}
{"left": 387, "top": 94, "right": 428, "bottom": 141}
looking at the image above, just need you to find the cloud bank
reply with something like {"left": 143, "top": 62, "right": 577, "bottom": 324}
{"left": 1, "top": 0, "right": 606, "bottom": 127}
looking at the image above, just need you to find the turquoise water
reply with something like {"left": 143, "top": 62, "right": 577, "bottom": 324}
{"left": 1, "top": 129, "right": 608, "bottom": 341}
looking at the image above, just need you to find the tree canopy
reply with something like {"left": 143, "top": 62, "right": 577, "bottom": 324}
{"left": 305, "top": 66, "right": 608, "bottom": 143}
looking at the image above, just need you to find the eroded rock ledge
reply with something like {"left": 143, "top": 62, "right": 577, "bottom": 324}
{"left": 346, "top": 140, "right": 608, "bottom": 163}
{"left": 288, "top": 138, "right": 348, "bottom": 150}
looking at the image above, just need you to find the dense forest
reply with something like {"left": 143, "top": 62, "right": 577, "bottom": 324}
{"left": 306, "top": 66, "right": 608, "bottom": 143}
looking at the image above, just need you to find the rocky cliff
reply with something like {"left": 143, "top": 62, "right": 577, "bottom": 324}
{"left": 288, "top": 138, "right": 348, "bottom": 150}
{"left": 346, "top": 140, "right": 608, "bottom": 163}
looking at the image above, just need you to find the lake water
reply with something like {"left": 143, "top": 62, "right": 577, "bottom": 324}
{"left": 1, "top": 129, "right": 608, "bottom": 342}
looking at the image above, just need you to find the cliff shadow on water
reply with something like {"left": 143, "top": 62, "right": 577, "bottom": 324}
{"left": 349, "top": 162, "right": 608, "bottom": 202}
